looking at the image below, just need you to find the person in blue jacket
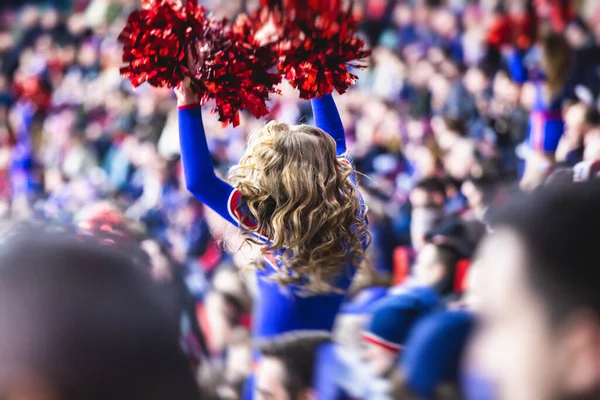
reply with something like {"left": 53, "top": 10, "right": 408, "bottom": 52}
{"left": 175, "top": 76, "right": 369, "bottom": 340}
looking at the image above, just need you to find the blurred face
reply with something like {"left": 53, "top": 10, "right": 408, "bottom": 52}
{"left": 140, "top": 240, "right": 172, "bottom": 283}
{"left": 413, "top": 243, "right": 444, "bottom": 287}
{"left": 469, "top": 229, "right": 556, "bottom": 400}
{"left": 204, "top": 292, "right": 234, "bottom": 354}
{"left": 362, "top": 341, "right": 398, "bottom": 377}
{"left": 462, "top": 260, "right": 482, "bottom": 310}
{"left": 213, "top": 268, "right": 245, "bottom": 302}
{"left": 67, "top": 13, "right": 87, "bottom": 37}
{"left": 432, "top": 9, "right": 457, "bottom": 37}
{"left": 393, "top": 4, "right": 413, "bottom": 26}
{"left": 255, "top": 357, "right": 290, "bottom": 400}
{"left": 410, "top": 187, "right": 444, "bottom": 251}
{"left": 520, "top": 82, "right": 537, "bottom": 110}
{"left": 410, "top": 60, "right": 434, "bottom": 86}
{"left": 469, "top": 229, "right": 600, "bottom": 400}
{"left": 429, "top": 74, "right": 451, "bottom": 109}
{"left": 504, "top": 81, "right": 521, "bottom": 105}
{"left": 464, "top": 68, "right": 487, "bottom": 96}
{"left": 461, "top": 180, "right": 484, "bottom": 210}
{"left": 444, "top": 139, "right": 476, "bottom": 180}
{"left": 77, "top": 44, "right": 98, "bottom": 67}
{"left": 21, "top": 7, "right": 40, "bottom": 28}
{"left": 565, "top": 25, "right": 587, "bottom": 49}
{"left": 413, "top": 146, "right": 436, "bottom": 178}
{"left": 410, "top": 206, "right": 442, "bottom": 252}
{"left": 413, "top": 0, "right": 430, "bottom": 26}
{"left": 584, "top": 138, "right": 600, "bottom": 162}
{"left": 564, "top": 103, "right": 587, "bottom": 140}
{"left": 40, "top": 9, "right": 59, "bottom": 30}
{"left": 226, "top": 338, "right": 252, "bottom": 382}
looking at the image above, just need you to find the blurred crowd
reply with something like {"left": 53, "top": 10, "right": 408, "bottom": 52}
{"left": 1, "top": 0, "right": 600, "bottom": 399}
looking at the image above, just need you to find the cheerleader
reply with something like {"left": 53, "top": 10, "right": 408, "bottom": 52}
{"left": 175, "top": 77, "right": 369, "bottom": 339}
{"left": 525, "top": 33, "right": 571, "bottom": 154}
{"left": 520, "top": 33, "right": 571, "bottom": 189}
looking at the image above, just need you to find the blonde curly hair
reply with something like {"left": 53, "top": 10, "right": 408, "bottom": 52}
{"left": 227, "top": 121, "right": 370, "bottom": 294}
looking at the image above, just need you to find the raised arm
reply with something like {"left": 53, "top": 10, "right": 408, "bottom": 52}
{"left": 311, "top": 94, "right": 347, "bottom": 156}
{"left": 177, "top": 80, "right": 237, "bottom": 226}
{"left": 311, "top": 95, "right": 365, "bottom": 216}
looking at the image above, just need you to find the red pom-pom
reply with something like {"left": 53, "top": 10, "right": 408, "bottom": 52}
{"left": 120, "top": 1, "right": 280, "bottom": 126}
{"left": 259, "top": 0, "right": 370, "bottom": 99}
{"left": 119, "top": 0, "right": 208, "bottom": 88}
{"left": 186, "top": 16, "right": 281, "bottom": 127}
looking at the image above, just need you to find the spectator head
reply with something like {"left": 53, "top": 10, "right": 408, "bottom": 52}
{"left": 461, "top": 176, "right": 497, "bottom": 213}
{"left": 584, "top": 129, "right": 600, "bottom": 161}
{"left": 469, "top": 181, "right": 600, "bottom": 400}
{"left": 40, "top": 8, "right": 58, "bottom": 30}
{"left": 564, "top": 101, "right": 588, "bottom": 142}
{"left": 565, "top": 18, "right": 592, "bottom": 49}
{"left": 218, "top": 328, "right": 252, "bottom": 400}
{"left": 413, "top": 239, "right": 465, "bottom": 297}
{"left": 492, "top": 70, "right": 521, "bottom": 106}
{"left": 140, "top": 239, "right": 173, "bottom": 283}
{"left": 411, "top": 143, "right": 438, "bottom": 179}
{"left": 444, "top": 138, "right": 478, "bottom": 180}
{"left": 429, "top": 104, "right": 464, "bottom": 141}
{"left": 431, "top": 8, "right": 458, "bottom": 39}
{"left": 255, "top": 331, "right": 331, "bottom": 400}
{"left": 361, "top": 288, "right": 440, "bottom": 377}
{"left": 392, "top": 310, "right": 475, "bottom": 400}
{"left": 203, "top": 290, "right": 246, "bottom": 355}
{"left": 565, "top": 92, "right": 600, "bottom": 144}
{"left": 0, "top": 230, "right": 200, "bottom": 400}
{"left": 392, "top": 2, "right": 414, "bottom": 27}
{"left": 464, "top": 67, "right": 488, "bottom": 97}
{"left": 212, "top": 266, "right": 251, "bottom": 310}
{"left": 410, "top": 178, "right": 446, "bottom": 252}
{"left": 544, "top": 167, "right": 575, "bottom": 188}
{"left": 20, "top": 6, "right": 40, "bottom": 29}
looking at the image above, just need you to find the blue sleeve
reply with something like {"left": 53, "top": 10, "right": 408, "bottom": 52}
{"left": 505, "top": 49, "right": 528, "bottom": 84}
{"left": 311, "top": 95, "right": 366, "bottom": 213}
{"left": 178, "top": 106, "right": 238, "bottom": 226}
{"left": 311, "top": 94, "right": 347, "bottom": 156}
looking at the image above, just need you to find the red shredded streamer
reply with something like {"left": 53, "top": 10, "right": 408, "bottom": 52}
{"left": 119, "top": 1, "right": 280, "bottom": 126}
{"left": 257, "top": 0, "right": 370, "bottom": 98}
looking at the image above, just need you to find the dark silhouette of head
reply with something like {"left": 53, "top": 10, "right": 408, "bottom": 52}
{"left": 472, "top": 181, "right": 600, "bottom": 400}
{"left": 0, "top": 229, "right": 200, "bottom": 400}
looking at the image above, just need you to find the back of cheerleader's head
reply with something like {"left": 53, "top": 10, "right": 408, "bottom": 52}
{"left": 228, "top": 121, "right": 369, "bottom": 293}
{"left": 236, "top": 121, "right": 339, "bottom": 191}
{"left": 229, "top": 121, "right": 343, "bottom": 227}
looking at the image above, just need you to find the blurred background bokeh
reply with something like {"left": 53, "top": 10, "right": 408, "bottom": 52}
{"left": 1, "top": 0, "right": 600, "bottom": 399}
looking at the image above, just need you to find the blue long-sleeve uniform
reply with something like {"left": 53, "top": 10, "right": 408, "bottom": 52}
{"left": 178, "top": 95, "right": 365, "bottom": 339}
